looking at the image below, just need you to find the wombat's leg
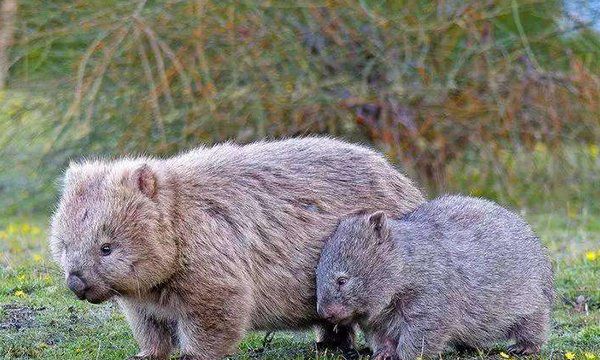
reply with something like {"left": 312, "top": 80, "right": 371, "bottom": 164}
{"left": 508, "top": 309, "right": 550, "bottom": 355}
{"left": 176, "top": 311, "right": 247, "bottom": 360}
{"left": 121, "top": 305, "right": 173, "bottom": 360}
{"left": 453, "top": 342, "right": 477, "bottom": 354}
{"left": 370, "top": 333, "right": 399, "bottom": 360}
{"left": 315, "top": 323, "right": 357, "bottom": 354}
{"left": 396, "top": 325, "right": 449, "bottom": 360}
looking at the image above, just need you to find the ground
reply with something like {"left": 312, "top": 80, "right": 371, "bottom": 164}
{"left": 0, "top": 213, "right": 598, "bottom": 360}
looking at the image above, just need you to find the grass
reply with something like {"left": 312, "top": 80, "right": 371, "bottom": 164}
{"left": 0, "top": 213, "right": 598, "bottom": 360}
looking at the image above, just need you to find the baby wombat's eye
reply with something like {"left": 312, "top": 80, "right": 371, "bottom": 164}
{"left": 100, "top": 243, "right": 112, "bottom": 256}
{"left": 336, "top": 277, "right": 348, "bottom": 287}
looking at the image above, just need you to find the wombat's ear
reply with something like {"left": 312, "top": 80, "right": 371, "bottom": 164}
{"left": 124, "top": 164, "right": 157, "bottom": 198}
{"left": 63, "top": 161, "right": 82, "bottom": 186}
{"left": 368, "top": 211, "right": 390, "bottom": 241}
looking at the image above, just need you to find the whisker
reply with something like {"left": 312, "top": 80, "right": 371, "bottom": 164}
{"left": 109, "top": 287, "right": 124, "bottom": 297}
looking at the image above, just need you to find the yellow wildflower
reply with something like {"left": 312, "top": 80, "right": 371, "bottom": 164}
{"left": 285, "top": 82, "right": 294, "bottom": 93}
{"left": 14, "top": 290, "right": 26, "bottom": 298}
{"left": 584, "top": 353, "right": 597, "bottom": 360}
{"left": 32, "top": 254, "right": 43, "bottom": 263}
{"left": 7, "top": 224, "right": 17, "bottom": 234}
{"left": 21, "top": 223, "right": 31, "bottom": 234}
{"left": 0, "top": 230, "right": 7, "bottom": 239}
{"left": 500, "top": 352, "right": 511, "bottom": 359}
{"left": 31, "top": 226, "right": 41, "bottom": 235}
{"left": 586, "top": 251, "right": 598, "bottom": 262}
{"left": 17, "top": 274, "right": 26, "bottom": 282}
{"left": 565, "top": 352, "right": 576, "bottom": 360}
{"left": 567, "top": 206, "right": 578, "bottom": 219}
{"left": 589, "top": 144, "right": 599, "bottom": 159}
{"left": 534, "top": 142, "right": 547, "bottom": 153}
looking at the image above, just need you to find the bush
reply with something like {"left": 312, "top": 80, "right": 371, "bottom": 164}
{"left": 2, "top": 0, "right": 599, "bottom": 215}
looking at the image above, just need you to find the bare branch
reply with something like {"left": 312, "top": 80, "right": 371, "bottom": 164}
{"left": 135, "top": 17, "right": 195, "bottom": 104}
{"left": 0, "top": 0, "right": 18, "bottom": 89}
{"left": 135, "top": 27, "right": 166, "bottom": 145}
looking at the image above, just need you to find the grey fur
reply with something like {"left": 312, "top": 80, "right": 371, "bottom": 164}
{"left": 316, "top": 195, "right": 554, "bottom": 359}
{"left": 49, "top": 137, "right": 424, "bottom": 359}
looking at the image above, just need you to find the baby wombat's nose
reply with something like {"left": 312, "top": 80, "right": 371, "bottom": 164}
{"left": 67, "top": 272, "right": 88, "bottom": 299}
{"left": 318, "top": 302, "right": 346, "bottom": 323}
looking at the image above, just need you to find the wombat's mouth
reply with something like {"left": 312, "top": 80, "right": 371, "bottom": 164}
{"left": 85, "top": 292, "right": 113, "bottom": 304}
{"left": 323, "top": 311, "right": 355, "bottom": 325}
{"left": 332, "top": 315, "right": 354, "bottom": 326}
{"left": 318, "top": 302, "right": 355, "bottom": 325}
{"left": 85, "top": 294, "right": 111, "bottom": 304}
{"left": 77, "top": 288, "right": 114, "bottom": 304}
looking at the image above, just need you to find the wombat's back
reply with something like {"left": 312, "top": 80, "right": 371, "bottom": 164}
{"left": 177, "top": 137, "right": 422, "bottom": 206}
{"left": 399, "top": 195, "right": 553, "bottom": 346}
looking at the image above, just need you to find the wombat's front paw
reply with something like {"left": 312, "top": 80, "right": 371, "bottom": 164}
{"left": 507, "top": 343, "right": 541, "bottom": 355}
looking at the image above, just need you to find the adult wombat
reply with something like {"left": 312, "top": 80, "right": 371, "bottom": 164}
{"left": 317, "top": 195, "right": 554, "bottom": 359}
{"left": 49, "top": 137, "right": 423, "bottom": 359}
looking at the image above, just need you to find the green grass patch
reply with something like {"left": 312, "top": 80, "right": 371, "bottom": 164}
{"left": 0, "top": 214, "right": 599, "bottom": 359}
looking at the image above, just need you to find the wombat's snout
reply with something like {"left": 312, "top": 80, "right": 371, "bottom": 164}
{"left": 317, "top": 302, "right": 348, "bottom": 323}
{"left": 67, "top": 272, "right": 89, "bottom": 300}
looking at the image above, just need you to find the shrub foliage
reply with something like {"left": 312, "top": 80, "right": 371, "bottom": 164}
{"left": 2, "top": 0, "right": 600, "bottom": 213}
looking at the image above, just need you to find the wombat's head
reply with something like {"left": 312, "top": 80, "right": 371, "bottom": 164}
{"left": 316, "top": 211, "right": 397, "bottom": 324}
{"left": 49, "top": 159, "right": 178, "bottom": 304}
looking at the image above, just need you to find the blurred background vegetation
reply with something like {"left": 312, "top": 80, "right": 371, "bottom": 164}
{"left": 0, "top": 0, "right": 599, "bottom": 217}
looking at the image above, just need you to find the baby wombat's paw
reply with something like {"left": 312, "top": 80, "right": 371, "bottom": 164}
{"left": 507, "top": 343, "right": 541, "bottom": 355}
{"left": 315, "top": 342, "right": 361, "bottom": 360}
{"left": 175, "top": 356, "right": 202, "bottom": 360}
{"left": 371, "top": 349, "right": 399, "bottom": 360}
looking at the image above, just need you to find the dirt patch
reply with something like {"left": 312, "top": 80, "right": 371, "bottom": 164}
{"left": 0, "top": 303, "right": 45, "bottom": 330}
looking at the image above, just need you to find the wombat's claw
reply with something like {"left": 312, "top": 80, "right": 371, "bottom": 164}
{"left": 315, "top": 341, "right": 344, "bottom": 352}
{"left": 260, "top": 331, "right": 275, "bottom": 349}
{"left": 316, "top": 341, "right": 361, "bottom": 360}
{"left": 371, "top": 350, "right": 398, "bottom": 360}
{"left": 315, "top": 341, "right": 328, "bottom": 351}
{"left": 507, "top": 343, "right": 540, "bottom": 355}
{"left": 358, "top": 347, "right": 373, "bottom": 356}
{"left": 341, "top": 348, "right": 361, "bottom": 360}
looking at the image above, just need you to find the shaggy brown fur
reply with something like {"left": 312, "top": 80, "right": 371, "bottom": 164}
{"left": 49, "top": 137, "right": 424, "bottom": 359}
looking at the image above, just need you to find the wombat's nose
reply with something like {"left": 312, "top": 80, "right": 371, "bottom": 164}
{"left": 67, "top": 272, "right": 88, "bottom": 299}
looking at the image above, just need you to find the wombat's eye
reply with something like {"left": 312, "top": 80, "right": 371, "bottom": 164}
{"left": 336, "top": 277, "right": 348, "bottom": 287}
{"left": 100, "top": 243, "right": 112, "bottom": 256}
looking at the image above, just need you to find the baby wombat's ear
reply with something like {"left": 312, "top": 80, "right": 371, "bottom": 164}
{"left": 368, "top": 211, "right": 391, "bottom": 242}
{"left": 122, "top": 164, "right": 157, "bottom": 198}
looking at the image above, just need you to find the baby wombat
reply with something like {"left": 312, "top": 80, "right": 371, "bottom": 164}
{"left": 317, "top": 195, "right": 554, "bottom": 359}
{"left": 49, "top": 137, "right": 424, "bottom": 360}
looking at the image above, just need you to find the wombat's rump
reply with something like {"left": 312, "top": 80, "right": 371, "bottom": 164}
{"left": 49, "top": 137, "right": 424, "bottom": 359}
{"left": 317, "top": 195, "right": 554, "bottom": 359}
